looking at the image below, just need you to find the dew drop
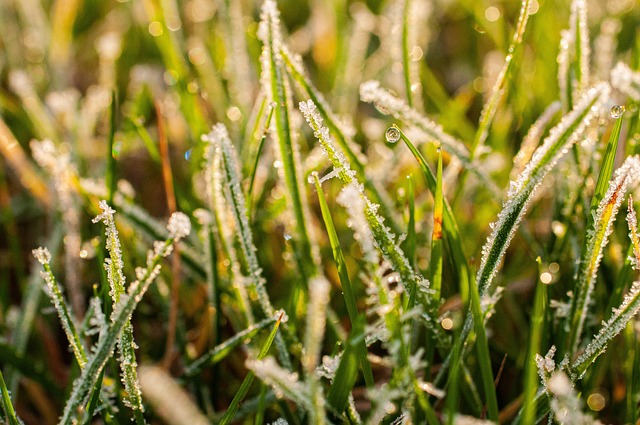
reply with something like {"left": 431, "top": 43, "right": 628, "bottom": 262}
{"left": 610, "top": 105, "right": 625, "bottom": 119}
{"left": 307, "top": 171, "right": 319, "bottom": 184}
{"left": 184, "top": 149, "right": 192, "bottom": 162}
{"left": 385, "top": 126, "right": 400, "bottom": 143}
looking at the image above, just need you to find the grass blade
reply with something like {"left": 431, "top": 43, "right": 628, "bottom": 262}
{"left": 467, "top": 268, "right": 498, "bottom": 421}
{"left": 521, "top": 258, "right": 548, "bottom": 425}
{"left": 313, "top": 173, "right": 374, "bottom": 388}
{"left": 472, "top": 0, "right": 532, "bottom": 154}
{"left": 0, "top": 369, "right": 21, "bottom": 425}
{"left": 570, "top": 197, "right": 640, "bottom": 379}
{"left": 566, "top": 155, "right": 640, "bottom": 354}
{"left": 219, "top": 313, "right": 284, "bottom": 425}
{"left": 395, "top": 126, "right": 470, "bottom": 304}
{"left": 327, "top": 316, "right": 365, "bottom": 415}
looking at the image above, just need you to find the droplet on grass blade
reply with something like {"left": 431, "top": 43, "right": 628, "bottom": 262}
{"left": 610, "top": 105, "right": 625, "bottom": 119}
{"left": 385, "top": 126, "right": 401, "bottom": 143}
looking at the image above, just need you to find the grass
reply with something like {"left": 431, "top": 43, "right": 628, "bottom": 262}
{"left": 1, "top": 0, "right": 640, "bottom": 424}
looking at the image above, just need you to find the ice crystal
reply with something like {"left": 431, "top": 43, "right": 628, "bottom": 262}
{"left": 303, "top": 276, "right": 330, "bottom": 374}
{"left": 549, "top": 371, "right": 602, "bottom": 425}
{"left": 611, "top": 62, "right": 640, "bottom": 100}
{"left": 32, "top": 247, "right": 51, "bottom": 265}
{"left": 627, "top": 196, "right": 640, "bottom": 270}
{"left": 246, "top": 357, "right": 312, "bottom": 410}
{"left": 167, "top": 211, "right": 191, "bottom": 241}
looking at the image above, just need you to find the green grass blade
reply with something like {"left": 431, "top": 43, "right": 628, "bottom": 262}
{"left": 184, "top": 316, "right": 277, "bottom": 378}
{"left": 313, "top": 173, "right": 374, "bottom": 388}
{"left": 395, "top": 126, "right": 470, "bottom": 304}
{"left": 430, "top": 148, "right": 444, "bottom": 300}
{"left": 219, "top": 313, "right": 284, "bottom": 425}
{"left": 445, "top": 324, "right": 464, "bottom": 425}
{"left": 60, "top": 213, "right": 190, "bottom": 423}
{"left": 327, "top": 316, "right": 365, "bottom": 414}
{"left": 401, "top": 0, "right": 414, "bottom": 107}
{"left": 566, "top": 109, "right": 624, "bottom": 354}
{"left": 0, "top": 369, "right": 20, "bottom": 425}
{"left": 472, "top": 0, "right": 532, "bottom": 154}
{"left": 476, "top": 83, "right": 609, "bottom": 301}
{"left": 522, "top": 258, "right": 548, "bottom": 425}
{"left": 467, "top": 268, "right": 498, "bottom": 421}
{"left": 32, "top": 248, "right": 88, "bottom": 368}
{"left": 405, "top": 175, "right": 417, "bottom": 269}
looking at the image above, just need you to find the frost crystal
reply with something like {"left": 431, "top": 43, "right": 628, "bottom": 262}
{"left": 167, "top": 212, "right": 191, "bottom": 241}
{"left": 611, "top": 62, "right": 640, "bottom": 100}
{"left": 246, "top": 357, "right": 312, "bottom": 410}
{"left": 627, "top": 196, "right": 640, "bottom": 270}
{"left": 32, "top": 247, "right": 51, "bottom": 265}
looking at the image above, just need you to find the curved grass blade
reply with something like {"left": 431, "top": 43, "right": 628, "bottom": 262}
{"left": 299, "top": 101, "right": 437, "bottom": 336}
{"left": 32, "top": 248, "right": 88, "bottom": 368}
{"left": 476, "top": 83, "right": 609, "bottom": 302}
{"left": 314, "top": 173, "right": 374, "bottom": 388}
{"left": 566, "top": 155, "right": 640, "bottom": 354}
{"left": 521, "top": 258, "right": 548, "bottom": 425}
{"left": 219, "top": 313, "right": 284, "bottom": 425}
{"left": 359, "top": 81, "right": 499, "bottom": 196}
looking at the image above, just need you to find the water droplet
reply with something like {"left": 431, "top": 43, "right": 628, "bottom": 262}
{"left": 611, "top": 105, "right": 625, "bottom": 119}
{"left": 307, "top": 171, "right": 319, "bottom": 184}
{"left": 385, "top": 126, "right": 400, "bottom": 143}
{"left": 184, "top": 149, "right": 192, "bottom": 162}
{"left": 284, "top": 234, "right": 292, "bottom": 241}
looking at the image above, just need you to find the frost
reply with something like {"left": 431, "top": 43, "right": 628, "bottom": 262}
{"left": 303, "top": 276, "right": 331, "bottom": 374}
{"left": 611, "top": 62, "right": 640, "bottom": 100}
{"left": 627, "top": 196, "right": 640, "bottom": 270}
{"left": 548, "top": 371, "right": 602, "bottom": 425}
{"left": 246, "top": 357, "right": 312, "bottom": 410}
{"left": 167, "top": 211, "right": 191, "bottom": 241}
{"left": 32, "top": 247, "right": 51, "bottom": 265}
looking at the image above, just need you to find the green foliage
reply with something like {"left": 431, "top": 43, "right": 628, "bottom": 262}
{"left": 2, "top": 0, "right": 640, "bottom": 423}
